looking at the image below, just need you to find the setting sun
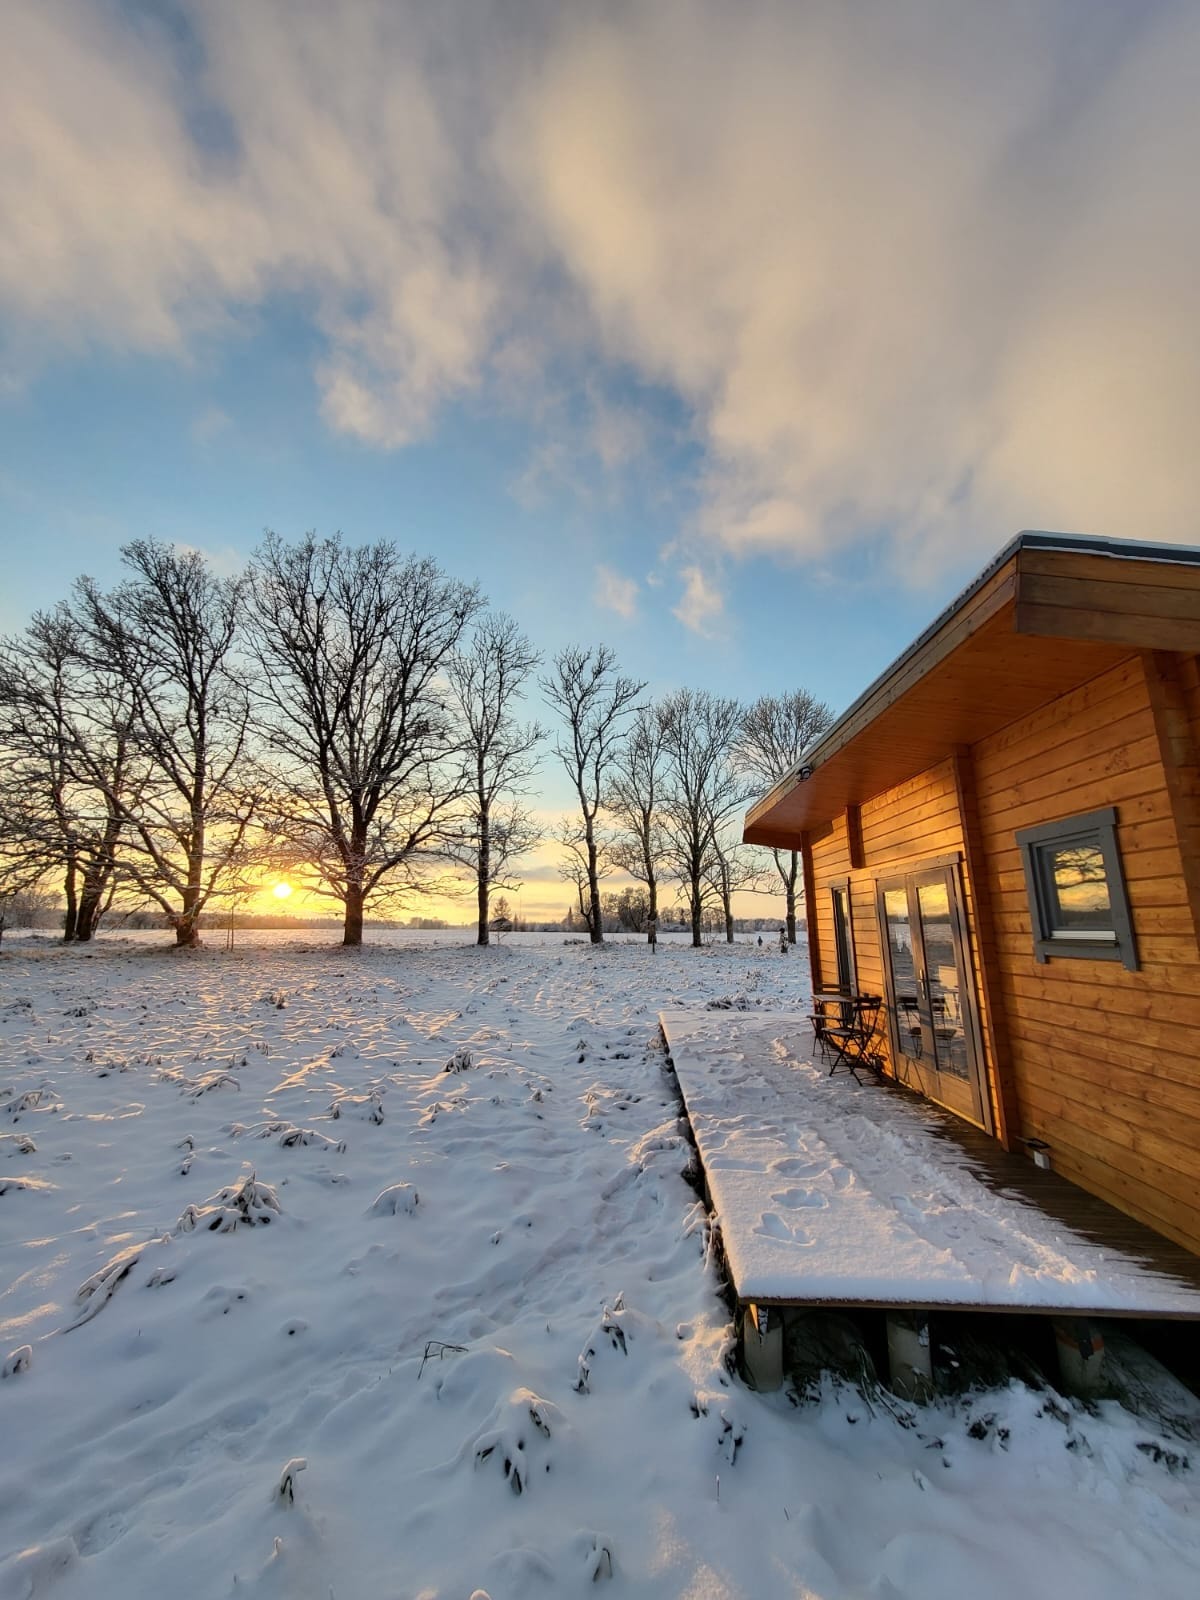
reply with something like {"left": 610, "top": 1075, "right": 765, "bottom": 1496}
{"left": 272, "top": 882, "right": 293, "bottom": 900}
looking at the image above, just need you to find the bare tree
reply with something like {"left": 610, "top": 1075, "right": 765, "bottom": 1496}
{"left": 542, "top": 646, "right": 644, "bottom": 944}
{"left": 605, "top": 703, "right": 667, "bottom": 945}
{"left": 0, "top": 605, "right": 145, "bottom": 942}
{"left": 446, "top": 613, "right": 545, "bottom": 946}
{"left": 0, "top": 783, "right": 50, "bottom": 946}
{"left": 72, "top": 541, "right": 256, "bottom": 947}
{"left": 658, "top": 689, "right": 744, "bottom": 948}
{"left": 555, "top": 817, "right": 601, "bottom": 932}
{"left": 733, "top": 689, "right": 833, "bottom": 944}
{"left": 707, "top": 834, "right": 768, "bottom": 944}
{"left": 248, "top": 532, "right": 482, "bottom": 946}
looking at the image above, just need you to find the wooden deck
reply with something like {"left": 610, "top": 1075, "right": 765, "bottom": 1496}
{"left": 661, "top": 1008, "right": 1200, "bottom": 1320}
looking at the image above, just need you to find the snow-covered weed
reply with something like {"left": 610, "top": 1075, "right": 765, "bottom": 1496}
{"left": 178, "top": 1171, "right": 282, "bottom": 1233}
{"left": 0, "top": 1173, "right": 57, "bottom": 1195}
{"left": 2, "top": 1345, "right": 32, "bottom": 1378}
{"left": 2, "top": 1086, "right": 61, "bottom": 1122}
{"left": 276, "top": 1457, "right": 306, "bottom": 1504}
{"left": 155, "top": 1065, "right": 240, "bottom": 1097}
{"left": 329, "top": 1090, "right": 384, "bottom": 1123}
{"left": 83, "top": 1051, "right": 132, "bottom": 1075}
{"left": 574, "top": 1532, "right": 615, "bottom": 1583}
{"left": 70, "top": 1239, "right": 164, "bottom": 1328}
{"left": 368, "top": 1182, "right": 419, "bottom": 1216}
{"left": 227, "top": 1119, "right": 347, "bottom": 1153}
{"left": 469, "top": 1388, "right": 565, "bottom": 1496}
{"left": 575, "top": 1296, "right": 630, "bottom": 1393}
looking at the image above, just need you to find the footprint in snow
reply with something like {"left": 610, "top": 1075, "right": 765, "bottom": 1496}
{"left": 770, "top": 1186, "right": 828, "bottom": 1210}
{"left": 767, "top": 1156, "right": 824, "bottom": 1179}
{"left": 753, "top": 1212, "right": 811, "bottom": 1246}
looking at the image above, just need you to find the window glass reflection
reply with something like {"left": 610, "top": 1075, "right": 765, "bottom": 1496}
{"left": 1047, "top": 844, "right": 1112, "bottom": 930}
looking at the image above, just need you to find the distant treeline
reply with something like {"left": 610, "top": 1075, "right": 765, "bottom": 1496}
{"left": 0, "top": 535, "right": 830, "bottom": 950}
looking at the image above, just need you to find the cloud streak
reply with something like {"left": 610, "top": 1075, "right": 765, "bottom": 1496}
{"left": 5, "top": 1, "right": 1200, "bottom": 572}
{"left": 594, "top": 563, "right": 639, "bottom": 619}
{"left": 672, "top": 566, "right": 723, "bottom": 637}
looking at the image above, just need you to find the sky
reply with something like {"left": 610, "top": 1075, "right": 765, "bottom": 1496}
{"left": 3, "top": 0, "right": 1200, "bottom": 923}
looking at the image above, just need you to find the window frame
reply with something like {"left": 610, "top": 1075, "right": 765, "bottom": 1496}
{"left": 829, "top": 878, "right": 858, "bottom": 994}
{"left": 1015, "top": 806, "right": 1138, "bottom": 970}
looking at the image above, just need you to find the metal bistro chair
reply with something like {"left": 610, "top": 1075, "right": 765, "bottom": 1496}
{"left": 810, "top": 992, "right": 884, "bottom": 1083}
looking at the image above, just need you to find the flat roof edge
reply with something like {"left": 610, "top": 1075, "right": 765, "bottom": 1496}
{"left": 745, "top": 529, "right": 1200, "bottom": 834}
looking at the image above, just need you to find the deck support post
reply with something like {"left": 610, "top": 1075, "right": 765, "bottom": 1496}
{"left": 1053, "top": 1318, "right": 1106, "bottom": 1397}
{"left": 886, "top": 1312, "right": 933, "bottom": 1401}
{"left": 741, "top": 1302, "right": 783, "bottom": 1391}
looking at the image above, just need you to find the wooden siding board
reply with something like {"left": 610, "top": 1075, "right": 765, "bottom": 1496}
{"left": 972, "top": 657, "right": 1200, "bottom": 1254}
{"left": 1017, "top": 602, "right": 1200, "bottom": 653}
{"left": 1140, "top": 651, "right": 1200, "bottom": 954}
{"left": 1020, "top": 548, "right": 1200, "bottom": 593}
{"left": 1022, "top": 572, "right": 1200, "bottom": 621}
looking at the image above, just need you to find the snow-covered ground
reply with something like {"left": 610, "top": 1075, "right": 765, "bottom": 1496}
{"left": 1, "top": 932, "right": 1197, "bottom": 1600}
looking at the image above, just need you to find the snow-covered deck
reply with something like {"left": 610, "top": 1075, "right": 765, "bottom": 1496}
{"left": 661, "top": 1008, "right": 1200, "bottom": 1319}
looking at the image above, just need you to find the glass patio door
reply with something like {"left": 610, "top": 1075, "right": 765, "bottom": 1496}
{"left": 877, "top": 863, "right": 989, "bottom": 1128}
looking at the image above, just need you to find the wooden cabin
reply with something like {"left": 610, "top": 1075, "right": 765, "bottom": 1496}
{"left": 744, "top": 531, "right": 1200, "bottom": 1257}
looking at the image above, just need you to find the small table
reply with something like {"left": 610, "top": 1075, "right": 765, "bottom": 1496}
{"left": 809, "top": 992, "right": 885, "bottom": 1083}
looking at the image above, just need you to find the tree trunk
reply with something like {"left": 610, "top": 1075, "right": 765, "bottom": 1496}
{"left": 76, "top": 882, "right": 104, "bottom": 942}
{"left": 343, "top": 882, "right": 365, "bottom": 947}
{"left": 62, "top": 855, "right": 79, "bottom": 943}
{"left": 477, "top": 807, "right": 490, "bottom": 947}
{"left": 586, "top": 829, "right": 603, "bottom": 945}
{"left": 174, "top": 823, "right": 205, "bottom": 947}
{"left": 723, "top": 895, "right": 734, "bottom": 944}
{"left": 786, "top": 850, "right": 798, "bottom": 945}
{"left": 690, "top": 874, "right": 702, "bottom": 948}
{"left": 647, "top": 874, "right": 658, "bottom": 945}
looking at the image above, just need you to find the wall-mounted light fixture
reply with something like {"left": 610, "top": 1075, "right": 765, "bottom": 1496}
{"left": 797, "top": 764, "right": 815, "bottom": 781}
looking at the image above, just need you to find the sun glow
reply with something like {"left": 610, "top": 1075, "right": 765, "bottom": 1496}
{"left": 272, "top": 882, "right": 293, "bottom": 900}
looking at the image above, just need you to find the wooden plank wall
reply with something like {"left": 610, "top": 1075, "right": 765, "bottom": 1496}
{"left": 971, "top": 655, "right": 1200, "bottom": 1254}
{"left": 807, "top": 761, "right": 1007, "bottom": 1134}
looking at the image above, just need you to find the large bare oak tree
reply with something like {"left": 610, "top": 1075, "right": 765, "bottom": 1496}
{"left": 249, "top": 532, "right": 481, "bottom": 946}
{"left": 81, "top": 542, "right": 255, "bottom": 946}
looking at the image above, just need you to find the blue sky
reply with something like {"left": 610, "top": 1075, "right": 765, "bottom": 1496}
{"left": 3, "top": 1, "right": 1200, "bottom": 917}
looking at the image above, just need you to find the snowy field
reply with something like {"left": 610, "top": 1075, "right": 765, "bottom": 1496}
{"left": 1, "top": 932, "right": 1198, "bottom": 1600}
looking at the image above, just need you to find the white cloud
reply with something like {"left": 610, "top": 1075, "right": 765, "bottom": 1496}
{"left": 5, "top": 2, "right": 1200, "bottom": 570}
{"left": 594, "top": 563, "right": 639, "bottom": 619}
{"left": 504, "top": 2, "right": 1200, "bottom": 563}
{"left": 1, "top": 1, "right": 500, "bottom": 446}
{"left": 672, "top": 565, "right": 723, "bottom": 636}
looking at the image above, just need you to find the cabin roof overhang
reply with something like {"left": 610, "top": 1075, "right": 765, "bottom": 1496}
{"left": 744, "top": 531, "right": 1200, "bottom": 847}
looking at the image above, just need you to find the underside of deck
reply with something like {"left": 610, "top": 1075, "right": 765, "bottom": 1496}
{"left": 660, "top": 1009, "right": 1200, "bottom": 1321}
